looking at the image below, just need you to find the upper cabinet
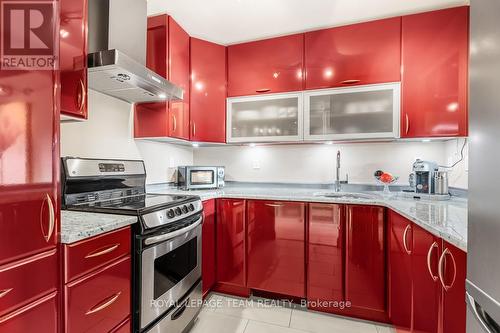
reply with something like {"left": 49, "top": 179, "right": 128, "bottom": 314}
{"left": 304, "top": 83, "right": 400, "bottom": 141}
{"left": 60, "top": 0, "right": 88, "bottom": 119}
{"left": 190, "top": 38, "right": 227, "bottom": 143}
{"left": 227, "top": 92, "right": 303, "bottom": 143}
{"left": 227, "top": 34, "right": 304, "bottom": 97}
{"left": 135, "top": 15, "right": 190, "bottom": 140}
{"left": 401, "top": 6, "right": 469, "bottom": 138}
{"left": 305, "top": 18, "right": 401, "bottom": 90}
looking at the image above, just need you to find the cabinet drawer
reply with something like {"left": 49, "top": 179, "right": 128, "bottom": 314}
{"left": 111, "top": 317, "right": 131, "bottom": 333}
{"left": 64, "top": 227, "right": 131, "bottom": 283}
{"left": 0, "top": 249, "right": 58, "bottom": 317}
{"left": 65, "top": 256, "right": 131, "bottom": 333}
{"left": 0, "top": 291, "right": 58, "bottom": 333}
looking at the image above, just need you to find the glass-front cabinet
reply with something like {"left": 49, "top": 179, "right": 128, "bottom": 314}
{"left": 304, "top": 83, "right": 400, "bottom": 141}
{"left": 226, "top": 92, "right": 303, "bottom": 143}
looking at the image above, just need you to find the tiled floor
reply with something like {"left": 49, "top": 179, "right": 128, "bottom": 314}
{"left": 188, "top": 294, "right": 395, "bottom": 333}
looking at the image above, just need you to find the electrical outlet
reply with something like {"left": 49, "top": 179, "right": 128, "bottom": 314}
{"left": 252, "top": 159, "right": 260, "bottom": 170}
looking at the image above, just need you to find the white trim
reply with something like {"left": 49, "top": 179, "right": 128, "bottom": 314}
{"left": 226, "top": 91, "right": 304, "bottom": 143}
{"left": 303, "top": 82, "right": 401, "bottom": 141}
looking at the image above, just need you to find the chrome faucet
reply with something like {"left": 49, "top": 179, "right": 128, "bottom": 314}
{"left": 334, "top": 150, "right": 348, "bottom": 192}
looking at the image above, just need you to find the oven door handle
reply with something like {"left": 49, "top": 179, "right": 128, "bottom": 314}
{"left": 144, "top": 217, "right": 202, "bottom": 246}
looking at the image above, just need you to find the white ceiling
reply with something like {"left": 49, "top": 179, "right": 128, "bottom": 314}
{"left": 147, "top": 0, "right": 469, "bottom": 45}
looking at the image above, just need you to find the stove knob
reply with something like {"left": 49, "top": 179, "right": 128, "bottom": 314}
{"left": 188, "top": 203, "right": 195, "bottom": 211}
{"left": 175, "top": 207, "right": 182, "bottom": 216}
{"left": 182, "top": 205, "right": 189, "bottom": 214}
{"left": 167, "top": 209, "right": 175, "bottom": 219}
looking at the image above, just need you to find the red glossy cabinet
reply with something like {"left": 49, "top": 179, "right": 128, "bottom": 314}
{"left": 216, "top": 199, "right": 246, "bottom": 289}
{"left": 412, "top": 223, "right": 442, "bottom": 333}
{"left": 305, "top": 17, "right": 401, "bottom": 89}
{"left": 345, "top": 205, "right": 386, "bottom": 319}
{"left": 441, "top": 241, "right": 466, "bottom": 333}
{"left": 65, "top": 256, "right": 131, "bottom": 333}
{"left": 202, "top": 200, "right": 216, "bottom": 296}
{"left": 0, "top": 291, "right": 58, "bottom": 333}
{"left": 402, "top": 6, "right": 469, "bottom": 138}
{"left": 227, "top": 34, "right": 304, "bottom": 96}
{"left": 388, "top": 211, "right": 412, "bottom": 332}
{"left": 190, "top": 38, "right": 226, "bottom": 143}
{"left": 247, "top": 200, "right": 305, "bottom": 297}
{"left": 135, "top": 15, "right": 190, "bottom": 140}
{"left": 307, "top": 204, "right": 344, "bottom": 311}
{"left": 60, "top": 0, "right": 88, "bottom": 119}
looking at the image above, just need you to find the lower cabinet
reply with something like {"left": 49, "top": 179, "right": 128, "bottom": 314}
{"left": 389, "top": 211, "right": 467, "bottom": 333}
{"left": 388, "top": 211, "right": 412, "bottom": 332}
{"left": 202, "top": 199, "right": 216, "bottom": 296}
{"left": 63, "top": 227, "right": 132, "bottom": 333}
{"left": 247, "top": 200, "right": 306, "bottom": 297}
{"left": 216, "top": 199, "right": 247, "bottom": 292}
{"left": 345, "top": 205, "right": 386, "bottom": 319}
{"left": 307, "top": 204, "right": 344, "bottom": 311}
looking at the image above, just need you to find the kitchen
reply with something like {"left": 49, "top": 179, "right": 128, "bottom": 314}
{"left": 0, "top": 0, "right": 496, "bottom": 332}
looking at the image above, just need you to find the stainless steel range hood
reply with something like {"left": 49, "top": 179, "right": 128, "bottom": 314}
{"left": 87, "top": 0, "right": 183, "bottom": 103}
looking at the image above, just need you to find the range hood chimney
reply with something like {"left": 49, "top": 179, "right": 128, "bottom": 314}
{"left": 87, "top": 0, "right": 183, "bottom": 103}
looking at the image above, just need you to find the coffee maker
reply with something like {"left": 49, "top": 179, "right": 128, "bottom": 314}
{"left": 412, "top": 159, "right": 439, "bottom": 194}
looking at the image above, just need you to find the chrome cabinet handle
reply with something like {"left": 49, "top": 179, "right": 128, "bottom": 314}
{"left": 85, "top": 244, "right": 120, "bottom": 259}
{"left": 438, "top": 248, "right": 456, "bottom": 291}
{"left": 40, "top": 194, "right": 55, "bottom": 243}
{"left": 145, "top": 217, "right": 202, "bottom": 245}
{"left": 427, "top": 241, "right": 439, "bottom": 281}
{"left": 405, "top": 113, "right": 410, "bottom": 135}
{"left": 265, "top": 203, "right": 283, "bottom": 208}
{"left": 172, "top": 114, "right": 177, "bottom": 132}
{"left": 402, "top": 224, "right": 412, "bottom": 254}
{"left": 256, "top": 88, "right": 271, "bottom": 93}
{"left": 78, "top": 78, "right": 86, "bottom": 113}
{"left": 192, "top": 121, "right": 196, "bottom": 137}
{"left": 0, "top": 288, "right": 13, "bottom": 299}
{"left": 340, "top": 79, "right": 361, "bottom": 85}
{"left": 232, "top": 201, "right": 244, "bottom": 207}
{"left": 85, "top": 292, "right": 121, "bottom": 315}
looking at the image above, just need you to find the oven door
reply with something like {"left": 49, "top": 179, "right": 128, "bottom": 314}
{"left": 185, "top": 167, "right": 218, "bottom": 190}
{"left": 140, "top": 216, "right": 202, "bottom": 329}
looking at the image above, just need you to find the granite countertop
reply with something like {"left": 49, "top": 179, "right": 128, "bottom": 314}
{"left": 147, "top": 183, "right": 468, "bottom": 252}
{"left": 60, "top": 210, "right": 137, "bottom": 244}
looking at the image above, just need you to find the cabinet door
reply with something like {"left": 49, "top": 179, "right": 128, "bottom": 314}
{"left": 168, "top": 17, "right": 190, "bottom": 140}
{"left": 345, "top": 206, "right": 386, "bottom": 314}
{"left": 402, "top": 6, "right": 469, "bottom": 138}
{"left": 60, "top": 0, "right": 88, "bottom": 119}
{"left": 308, "top": 204, "right": 344, "bottom": 311}
{"left": 227, "top": 34, "right": 304, "bottom": 97}
{"left": 216, "top": 199, "right": 246, "bottom": 287}
{"left": 388, "top": 212, "right": 412, "bottom": 332}
{"left": 304, "top": 83, "right": 400, "bottom": 141}
{"left": 146, "top": 15, "right": 168, "bottom": 78}
{"left": 305, "top": 17, "right": 401, "bottom": 90}
{"left": 0, "top": 292, "right": 58, "bottom": 333}
{"left": 247, "top": 200, "right": 305, "bottom": 297}
{"left": 412, "top": 224, "right": 442, "bottom": 333}
{"left": 0, "top": 70, "right": 58, "bottom": 265}
{"left": 202, "top": 199, "right": 216, "bottom": 295}
{"left": 227, "top": 92, "right": 303, "bottom": 143}
{"left": 441, "top": 241, "right": 466, "bottom": 333}
{"left": 190, "top": 38, "right": 226, "bottom": 143}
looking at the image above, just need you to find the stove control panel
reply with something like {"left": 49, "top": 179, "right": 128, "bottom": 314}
{"left": 142, "top": 199, "right": 203, "bottom": 229}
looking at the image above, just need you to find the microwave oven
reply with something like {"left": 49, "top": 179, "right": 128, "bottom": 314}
{"left": 177, "top": 166, "right": 225, "bottom": 190}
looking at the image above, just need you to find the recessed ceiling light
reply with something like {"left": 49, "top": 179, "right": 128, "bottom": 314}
{"left": 249, "top": 143, "right": 256, "bottom": 147}
{"left": 192, "top": 142, "right": 199, "bottom": 148}
{"left": 158, "top": 93, "right": 167, "bottom": 99}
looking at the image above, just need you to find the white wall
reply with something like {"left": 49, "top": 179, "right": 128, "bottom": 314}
{"left": 444, "top": 138, "right": 469, "bottom": 189}
{"left": 194, "top": 140, "right": 469, "bottom": 189}
{"left": 61, "top": 90, "right": 193, "bottom": 184}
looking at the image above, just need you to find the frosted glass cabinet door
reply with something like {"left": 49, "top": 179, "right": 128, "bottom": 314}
{"left": 227, "top": 93, "right": 303, "bottom": 143}
{"left": 304, "top": 83, "right": 400, "bottom": 141}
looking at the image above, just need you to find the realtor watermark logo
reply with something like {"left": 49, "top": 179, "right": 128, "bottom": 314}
{"left": 1, "top": 0, "right": 57, "bottom": 70}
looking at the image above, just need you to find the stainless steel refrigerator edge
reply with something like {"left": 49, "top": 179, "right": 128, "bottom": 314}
{"left": 467, "top": 0, "right": 500, "bottom": 331}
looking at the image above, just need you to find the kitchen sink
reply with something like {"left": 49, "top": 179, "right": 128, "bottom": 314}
{"left": 314, "top": 192, "right": 377, "bottom": 200}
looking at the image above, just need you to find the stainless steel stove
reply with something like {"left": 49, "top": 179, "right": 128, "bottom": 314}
{"left": 61, "top": 157, "right": 203, "bottom": 333}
